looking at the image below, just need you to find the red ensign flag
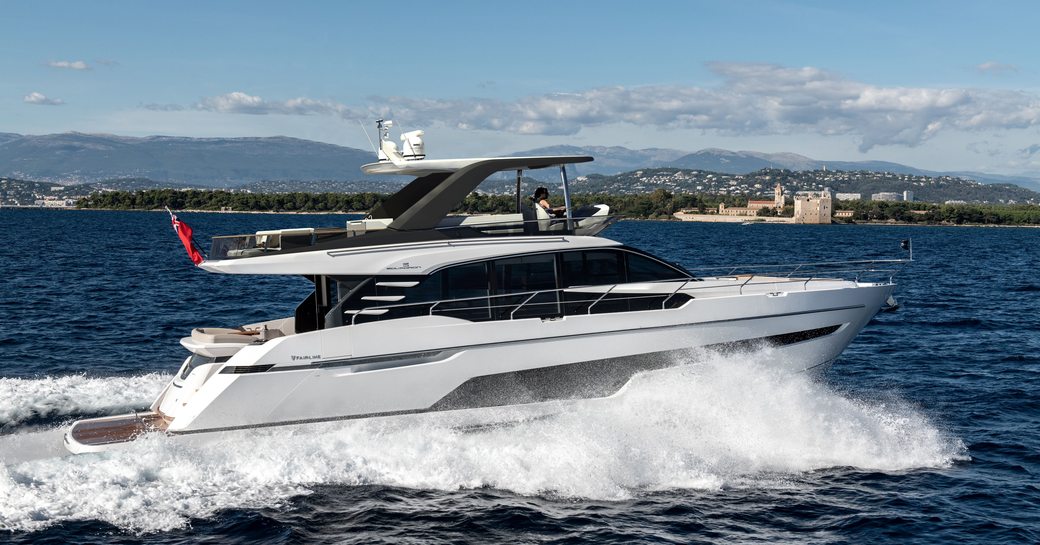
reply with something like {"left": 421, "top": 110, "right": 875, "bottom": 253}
{"left": 169, "top": 210, "right": 205, "bottom": 265}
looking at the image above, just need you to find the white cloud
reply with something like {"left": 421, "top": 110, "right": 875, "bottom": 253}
{"left": 47, "top": 60, "right": 89, "bottom": 70}
{"left": 976, "top": 61, "right": 1018, "bottom": 75}
{"left": 178, "top": 64, "right": 1040, "bottom": 152}
{"left": 377, "top": 64, "right": 1040, "bottom": 151}
{"left": 194, "top": 91, "right": 360, "bottom": 117}
{"left": 23, "top": 92, "right": 64, "bottom": 106}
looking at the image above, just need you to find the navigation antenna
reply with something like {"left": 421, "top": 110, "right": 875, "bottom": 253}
{"left": 357, "top": 120, "right": 376, "bottom": 155}
{"left": 376, "top": 119, "right": 398, "bottom": 162}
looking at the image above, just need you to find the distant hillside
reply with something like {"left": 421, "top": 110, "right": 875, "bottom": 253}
{"left": 510, "top": 145, "right": 686, "bottom": 176}
{"left": 3, "top": 132, "right": 1039, "bottom": 194}
{"left": 513, "top": 146, "right": 1040, "bottom": 193}
{"left": 0, "top": 133, "right": 377, "bottom": 187}
{"left": 569, "top": 168, "right": 1040, "bottom": 204}
{"left": 668, "top": 149, "right": 814, "bottom": 172}
{"left": 7, "top": 167, "right": 1038, "bottom": 208}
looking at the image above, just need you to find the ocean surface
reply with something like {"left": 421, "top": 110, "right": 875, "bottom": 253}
{"left": 0, "top": 208, "right": 1037, "bottom": 544}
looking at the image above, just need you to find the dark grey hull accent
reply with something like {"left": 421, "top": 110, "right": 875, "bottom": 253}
{"left": 427, "top": 324, "right": 841, "bottom": 411}
{"left": 428, "top": 351, "right": 672, "bottom": 411}
{"left": 179, "top": 323, "right": 842, "bottom": 436}
{"left": 702, "top": 325, "right": 842, "bottom": 354}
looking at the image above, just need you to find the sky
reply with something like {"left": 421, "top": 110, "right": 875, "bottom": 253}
{"left": 3, "top": 0, "right": 1040, "bottom": 176}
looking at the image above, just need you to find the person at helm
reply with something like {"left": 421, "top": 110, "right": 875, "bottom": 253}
{"left": 533, "top": 187, "right": 566, "bottom": 217}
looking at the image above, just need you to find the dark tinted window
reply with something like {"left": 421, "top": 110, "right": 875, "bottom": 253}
{"left": 377, "top": 275, "right": 440, "bottom": 321}
{"left": 560, "top": 250, "right": 626, "bottom": 314}
{"left": 443, "top": 262, "right": 489, "bottom": 299}
{"left": 436, "top": 262, "right": 491, "bottom": 321}
{"left": 625, "top": 252, "right": 688, "bottom": 283}
{"left": 395, "top": 275, "right": 441, "bottom": 303}
{"left": 494, "top": 254, "right": 557, "bottom": 293}
{"left": 493, "top": 254, "right": 559, "bottom": 319}
{"left": 560, "top": 250, "right": 624, "bottom": 287}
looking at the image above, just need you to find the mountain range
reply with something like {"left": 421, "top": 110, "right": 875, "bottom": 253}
{"left": 1, "top": 132, "right": 1038, "bottom": 193}
{"left": 0, "top": 132, "right": 380, "bottom": 187}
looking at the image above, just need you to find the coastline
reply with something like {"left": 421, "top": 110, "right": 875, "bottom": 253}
{"left": 670, "top": 216, "right": 1040, "bottom": 228}
{"left": 1, "top": 206, "right": 365, "bottom": 215}
{"left": 6, "top": 205, "right": 1040, "bottom": 228}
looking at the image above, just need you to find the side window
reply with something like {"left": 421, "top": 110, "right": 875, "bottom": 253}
{"left": 560, "top": 250, "right": 624, "bottom": 287}
{"left": 369, "top": 275, "right": 438, "bottom": 322}
{"left": 492, "top": 254, "right": 559, "bottom": 319}
{"left": 560, "top": 250, "right": 626, "bottom": 315}
{"left": 494, "top": 254, "right": 557, "bottom": 294}
{"left": 436, "top": 262, "right": 492, "bottom": 321}
{"left": 390, "top": 275, "right": 441, "bottom": 304}
{"left": 625, "top": 252, "right": 688, "bottom": 283}
{"left": 443, "top": 262, "right": 489, "bottom": 300}
{"left": 300, "top": 275, "right": 341, "bottom": 331}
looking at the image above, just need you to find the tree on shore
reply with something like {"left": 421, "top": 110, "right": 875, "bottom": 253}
{"left": 77, "top": 189, "right": 1040, "bottom": 225}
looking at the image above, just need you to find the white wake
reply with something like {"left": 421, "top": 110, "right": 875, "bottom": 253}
{"left": 0, "top": 352, "right": 967, "bottom": 534}
{"left": 0, "top": 374, "right": 169, "bottom": 428}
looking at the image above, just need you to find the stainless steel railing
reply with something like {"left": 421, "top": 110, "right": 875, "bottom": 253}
{"left": 344, "top": 258, "right": 909, "bottom": 325}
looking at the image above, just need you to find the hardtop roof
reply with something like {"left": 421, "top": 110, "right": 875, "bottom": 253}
{"left": 366, "top": 156, "right": 593, "bottom": 231}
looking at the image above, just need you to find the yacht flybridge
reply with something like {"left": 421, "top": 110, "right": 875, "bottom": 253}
{"left": 64, "top": 122, "right": 903, "bottom": 454}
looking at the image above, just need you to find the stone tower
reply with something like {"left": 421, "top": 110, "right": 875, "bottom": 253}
{"left": 774, "top": 182, "right": 784, "bottom": 210}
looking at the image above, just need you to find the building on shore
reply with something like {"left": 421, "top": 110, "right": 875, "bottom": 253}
{"left": 903, "top": 190, "right": 914, "bottom": 202}
{"left": 717, "top": 203, "right": 759, "bottom": 216}
{"left": 835, "top": 192, "right": 862, "bottom": 201}
{"left": 871, "top": 192, "right": 903, "bottom": 202}
{"left": 834, "top": 209, "right": 855, "bottom": 219}
{"left": 793, "top": 190, "right": 833, "bottom": 224}
{"left": 718, "top": 183, "right": 785, "bottom": 217}
{"left": 33, "top": 196, "right": 79, "bottom": 208}
{"left": 796, "top": 187, "right": 834, "bottom": 200}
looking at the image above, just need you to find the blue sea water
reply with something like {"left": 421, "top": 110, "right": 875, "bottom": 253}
{"left": 0, "top": 208, "right": 1038, "bottom": 543}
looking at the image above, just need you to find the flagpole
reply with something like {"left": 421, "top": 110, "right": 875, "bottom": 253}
{"left": 166, "top": 206, "right": 208, "bottom": 263}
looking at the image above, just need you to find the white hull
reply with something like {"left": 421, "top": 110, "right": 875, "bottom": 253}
{"left": 65, "top": 279, "right": 892, "bottom": 453}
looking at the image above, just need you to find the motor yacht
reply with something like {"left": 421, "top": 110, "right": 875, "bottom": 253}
{"left": 64, "top": 122, "right": 902, "bottom": 454}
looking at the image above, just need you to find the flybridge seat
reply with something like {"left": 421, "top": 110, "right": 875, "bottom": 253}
{"left": 226, "top": 227, "right": 317, "bottom": 257}
{"left": 257, "top": 227, "right": 314, "bottom": 246}
{"left": 532, "top": 200, "right": 554, "bottom": 231}
{"left": 346, "top": 218, "right": 393, "bottom": 236}
{"left": 532, "top": 202, "right": 611, "bottom": 232}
